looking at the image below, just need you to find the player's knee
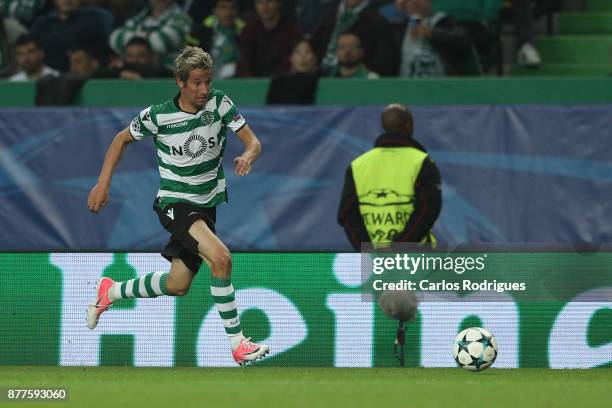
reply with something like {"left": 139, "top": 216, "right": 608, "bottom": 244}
{"left": 173, "top": 287, "right": 190, "bottom": 296}
{"left": 211, "top": 251, "right": 232, "bottom": 277}
{"left": 166, "top": 281, "right": 191, "bottom": 296}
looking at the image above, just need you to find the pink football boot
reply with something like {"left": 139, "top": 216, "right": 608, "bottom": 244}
{"left": 87, "top": 277, "right": 115, "bottom": 330}
{"left": 232, "top": 337, "right": 270, "bottom": 366}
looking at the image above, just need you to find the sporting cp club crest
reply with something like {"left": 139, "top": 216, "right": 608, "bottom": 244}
{"left": 201, "top": 111, "right": 214, "bottom": 126}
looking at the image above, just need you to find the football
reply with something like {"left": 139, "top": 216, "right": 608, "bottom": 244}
{"left": 453, "top": 327, "right": 498, "bottom": 371}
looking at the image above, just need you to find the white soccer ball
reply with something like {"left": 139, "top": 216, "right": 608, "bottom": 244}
{"left": 453, "top": 327, "right": 498, "bottom": 371}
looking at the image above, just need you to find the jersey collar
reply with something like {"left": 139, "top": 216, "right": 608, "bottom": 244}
{"left": 374, "top": 132, "right": 427, "bottom": 152}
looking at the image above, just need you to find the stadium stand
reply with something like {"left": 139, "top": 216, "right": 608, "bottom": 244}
{"left": 512, "top": 0, "right": 612, "bottom": 76}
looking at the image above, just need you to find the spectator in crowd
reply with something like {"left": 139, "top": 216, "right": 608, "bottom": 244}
{"left": 289, "top": 37, "right": 319, "bottom": 74}
{"left": 0, "top": 16, "right": 28, "bottom": 77}
{"left": 121, "top": 36, "right": 173, "bottom": 78}
{"left": 327, "top": 32, "right": 379, "bottom": 79}
{"left": 421, "top": 0, "right": 502, "bottom": 74}
{"left": 34, "top": 44, "right": 94, "bottom": 105}
{"left": 514, "top": 0, "right": 541, "bottom": 66}
{"left": 95, "top": 36, "right": 173, "bottom": 79}
{"left": 68, "top": 44, "right": 100, "bottom": 79}
{"left": 30, "top": 0, "right": 110, "bottom": 72}
{"left": 1, "top": 0, "right": 47, "bottom": 25}
{"left": 394, "top": 0, "right": 473, "bottom": 77}
{"left": 187, "top": 0, "right": 244, "bottom": 79}
{"left": 236, "top": 0, "right": 302, "bottom": 77}
{"left": 9, "top": 34, "right": 59, "bottom": 81}
{"left": 266, "top": 36, "right": 320, "bottom": 104}
{"left": 311, "top": 0, "right": 398, "bottom": 76}
{"left": 109, "top": 0, "right": 192, "bottom": 70}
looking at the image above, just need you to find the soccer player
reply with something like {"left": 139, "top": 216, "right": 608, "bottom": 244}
{"left": 86, "top": 46, "right": 269, "bottom": 365}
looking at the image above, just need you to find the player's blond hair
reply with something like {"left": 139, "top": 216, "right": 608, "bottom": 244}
{"left": 174, "top": 46, "right": 213, "bottom": 82}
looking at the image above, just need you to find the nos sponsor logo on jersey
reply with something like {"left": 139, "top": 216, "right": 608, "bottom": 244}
{"left": 171, "top": 134, "right": 217, "bottom": 158}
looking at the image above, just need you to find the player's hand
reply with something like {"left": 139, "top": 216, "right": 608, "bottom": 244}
{"left": 233, "top": 156, "right": 252, "bottom": 176}
{"left": 87, "top": 183, "right": 109, "bottom": 214}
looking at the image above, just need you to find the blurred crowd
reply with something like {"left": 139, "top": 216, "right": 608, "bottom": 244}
{"left": 0, "top": 0, "right": 558, "bottom": 83}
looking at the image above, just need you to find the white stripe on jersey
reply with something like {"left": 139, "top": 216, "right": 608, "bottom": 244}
{"left": 156, "top": 111, "right": 199, "bottom": 126}
{"left": 218, "top": 94, "right": 234, "bottom": 117}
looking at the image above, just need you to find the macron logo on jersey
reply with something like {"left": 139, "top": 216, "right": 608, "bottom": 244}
{"left": 167, "top": 121, "right": 188, "bottom": 129}
{"left": 166, "top": 208, "right": 174, "bottom": 220}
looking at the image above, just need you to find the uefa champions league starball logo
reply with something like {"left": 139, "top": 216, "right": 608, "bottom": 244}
{"left": 130, "top": 118, "right": 141, "bottom": 133}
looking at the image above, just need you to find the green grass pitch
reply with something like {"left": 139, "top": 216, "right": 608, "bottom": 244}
{"left": 1, "top": 367, "right": 610, "bottom": 407}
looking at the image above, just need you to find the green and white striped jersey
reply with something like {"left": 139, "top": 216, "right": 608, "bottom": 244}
{"left": 129, "top": 89, "right": 246, "bottom": 209}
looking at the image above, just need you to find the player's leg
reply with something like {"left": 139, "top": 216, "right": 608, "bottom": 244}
{"left": 87, "top": 258, "right": 194, "bottom": 330}
{"left": 109, "top": 256, "right": 194, "bottom": 299}
{"left": 188, "top": 219, "right": 270, "bottom": 365}
{"left": 165, "top": 257, "right": 196, "bottom": 295}
{"left": 87, "top": 202, "right": 205, "bottom": 330}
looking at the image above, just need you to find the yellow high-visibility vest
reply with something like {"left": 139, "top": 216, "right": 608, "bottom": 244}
{"left": 351, "top": 146, "right": 435, "bottom": 247}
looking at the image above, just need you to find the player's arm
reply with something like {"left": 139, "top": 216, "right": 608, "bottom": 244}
{"left": 233, "top": 124, "right": 262, "bottom": 176}
{"left": 87, "top": 127, "right": 135, "bottom": 213}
